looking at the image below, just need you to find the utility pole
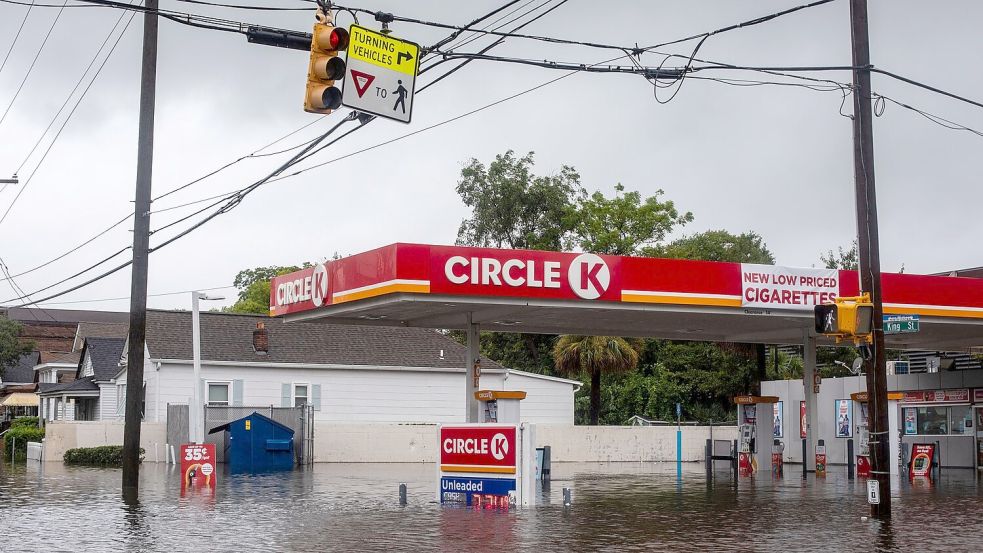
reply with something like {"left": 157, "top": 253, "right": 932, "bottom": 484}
{"left": 122, "top": 0, "right": 158, "bottom": 500}
{"left": 849, "top": 0, "right": 890, "bottom": 518}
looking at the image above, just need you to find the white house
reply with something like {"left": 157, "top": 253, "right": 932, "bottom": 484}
{"left": 73, "top": 310, "right": 580, "bottom": 426}
{"left": 38, "top": 338, "right": 124, "bottom": 422}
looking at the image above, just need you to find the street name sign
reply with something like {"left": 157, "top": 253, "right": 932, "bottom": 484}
{"left": 883, "top": 314, "right": 919, "bottom": 334}
{"left": 341, "top": 25, "right": 419, "bottom": 123}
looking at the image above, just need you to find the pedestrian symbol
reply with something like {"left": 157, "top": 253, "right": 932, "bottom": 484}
{"left": 341, "top": 24, "right": 419, "bottom": 124}
{"left": 393, "top": 80, "right": 408, "bottom": 114}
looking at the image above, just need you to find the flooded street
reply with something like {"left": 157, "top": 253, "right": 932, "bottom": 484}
{"left": 1, "top": 462, "right": 981, "bottom": 552}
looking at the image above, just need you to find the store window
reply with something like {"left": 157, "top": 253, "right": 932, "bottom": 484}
{"left": 208, "top": 382, "right": 230, "bottom": 406}
{"left": 294, "top": 384, "right": 309, "bottom": 407}
{"left": 950, "top": 405, "right": 973, "bottom": 435}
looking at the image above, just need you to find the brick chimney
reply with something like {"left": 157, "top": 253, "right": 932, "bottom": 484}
{"left": 252, "top": 322, "right": 269, "bottom": 355}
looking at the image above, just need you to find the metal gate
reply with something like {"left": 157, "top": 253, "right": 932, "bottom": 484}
{"left": 204, "top": 405, "right": 314, "bottom": 465}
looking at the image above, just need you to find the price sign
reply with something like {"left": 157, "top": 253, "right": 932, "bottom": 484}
{"left": 180, "top": 443, "right": 216, "bottom": 491}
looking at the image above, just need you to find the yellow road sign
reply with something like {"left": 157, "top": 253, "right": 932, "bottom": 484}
{"left": 347, "top": 25, "right": 418, "bottom": 76}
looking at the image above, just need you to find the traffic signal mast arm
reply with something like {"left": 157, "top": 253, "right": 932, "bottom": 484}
{"left": 814, "top": 293, "right": 874, "bottom": 344}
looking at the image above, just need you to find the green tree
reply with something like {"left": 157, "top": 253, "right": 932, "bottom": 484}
{"left": 455, "top": 150, "right": 582, "bottom": 251}
{"left": 821, "top": 239, "right": 859, "bottom": 270}
{"left": 575, "top": 183, "right": 692, "bottom": 256}
{"left": 651, "top": 229, "right": 775, "bottom": 264}
{"left": 0, "top": 316, "right": 35, "bottom": 379}
{"left": 227, "top": 265, "right": 308, "bottom": 314}
{"left": 553, "top": 335, "right": 642, "bottom": 425}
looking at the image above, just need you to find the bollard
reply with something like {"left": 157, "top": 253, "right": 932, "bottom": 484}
{"left": 562, "top": 487, "right": 572, "bottom": 507}
{"left": 732, "top": 439, "right": 739, "bottom": 482}
{"left": 847, "top": 439, "right": 855, "bottom": 480}
{"left": 399, "top": 483, "right": 407, "bottom": 506}
{"left": 801, "top": 438, "right": 807, "bottom": 480}
{"left": 705, "top": 439, "right": 712, "bottom": 475}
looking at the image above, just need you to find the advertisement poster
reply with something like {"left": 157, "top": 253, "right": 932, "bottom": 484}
{"left": 904, "top": 408, "right": 917, "bottom": 435}
{"left": 858, "top": 402, "right": 869, "bottom": 429}
{"left": 835, "top": 399, "right": 853, "bottom": 438}
{"left": 742, "top": 404, "right": 757, "bottom": 425}
{"left": 800, "top": 401, "right": 807, "bottom": 439}
{"left": 773, "top": 401, "right": 783, "bottom": 438}
{"left": 180, "top": 443, "right": 216, "bottom": 492}
{"left": 815, "top": 443, "right": 827, "bottom": 478}
{"left": 909, "top": 443, "right": 936, "bottom": 478}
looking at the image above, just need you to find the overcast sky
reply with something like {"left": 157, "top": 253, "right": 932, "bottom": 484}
{"left": 0, "top": 0, "right": 980, "bottom": 313}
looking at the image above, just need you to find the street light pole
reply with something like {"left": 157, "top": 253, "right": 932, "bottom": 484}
{"left": 191, "top": 291, "right": 224, "bottom": 444}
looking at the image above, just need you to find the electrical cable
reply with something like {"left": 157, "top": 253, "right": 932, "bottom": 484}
{"left": 13, "top": 1, "right": 136, "bottom": 176}
{"left": 0, "top": 0, "right": 35, "bottom": 77}
{"left": 0, "top": 0, "right": 69, "bottom": 129}
{"left": 0, "top": 3, "right": 137, "bottom": 229}
{"left": 35, "top": 284, "right": 235, "bottom": 306}
{"left": 172, "top": 0, "right": 309, "bottom": 11}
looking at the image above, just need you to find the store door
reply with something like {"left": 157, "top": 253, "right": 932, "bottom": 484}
{"left": 976, "top": 407, "right": 983, "bottom": 470}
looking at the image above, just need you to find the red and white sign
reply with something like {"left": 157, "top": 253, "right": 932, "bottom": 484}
{"left": 180, "top": 443, "right": 216, "bottom": 491}
{"left": 909, "top": 443, "right": 936, "bottom": 478}
{"left": 900, "top": 389, "right": 970, "bottom": 404}
{"left": 440, "top": 425, "right": 517, "bottom": 474}
{"left": 975, "top": 389, "right": 983, "bottom": 403}
{"left": 269, "top": 243, "right": 983, "bottom": 320}
{"left": 740, "top": 264, "right": 838, "bottom": 311}
{"left": 349, "top": 69, "right": 375, "bottom": 97}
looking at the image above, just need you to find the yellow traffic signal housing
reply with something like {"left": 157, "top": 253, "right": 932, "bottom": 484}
{"left": 814, "top": 294, "right": 874, "bottom": 344}
{"left": 304, "top": 22, "right": 349, "bottom": 114}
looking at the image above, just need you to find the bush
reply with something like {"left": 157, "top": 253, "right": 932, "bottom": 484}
{"left": 3, "top": 425, "right": 44, "bottom": 459}
{"left": 63, "top": 445, "right": 144, "bottom": 467}
{"left": 11, "top": 416, "right": 39, "bottom": 428}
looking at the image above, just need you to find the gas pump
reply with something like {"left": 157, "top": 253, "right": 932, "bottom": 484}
{"left": 475, "top": 390, "right": 526, "bottom": 424}
{"left": 734, "top": 396, "right": 778, "bottom": 477}
{"left": 851, "top": 392, "right": 871, "bottom": 477}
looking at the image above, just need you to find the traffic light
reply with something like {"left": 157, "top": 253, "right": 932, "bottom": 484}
{"left": 304, "top": 22, "right": 349, "bottom": 114}
{"left": 814, "top": 294, "right": 874, "bottom": 343}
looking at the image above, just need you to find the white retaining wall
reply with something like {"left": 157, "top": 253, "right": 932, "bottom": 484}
{"left": 43, "top": 421, "right": 737, "bottom": 464}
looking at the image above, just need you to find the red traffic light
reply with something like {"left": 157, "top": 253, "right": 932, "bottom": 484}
{"left": 329, "top": 27, "right": 349, "bottom": 50}
{"left": 315, "top": 26, "right": 349, "bottom": 52}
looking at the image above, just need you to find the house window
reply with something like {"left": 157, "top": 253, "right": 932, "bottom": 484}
{"left": 207, "top": 382, "right": 231, "bottom": 406}
{"left": 294, "top": 384, "right": 309, "bottom": 407}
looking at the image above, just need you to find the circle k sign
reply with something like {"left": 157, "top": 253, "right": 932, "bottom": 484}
{"left": 311, "top": 263, "right": 329, "bottom": 307}
{"left": 568, "top": 253, "right": 610, "bottom": 300}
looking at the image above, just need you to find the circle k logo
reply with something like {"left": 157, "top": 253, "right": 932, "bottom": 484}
{"left": 568, "top": 253, "right": 610, "bottom": 300}
{"left": 490, "top": 432, "right": 509, "bottom": 460}
{"left": 311, "top": 263, "right": 329, "bottom": 307}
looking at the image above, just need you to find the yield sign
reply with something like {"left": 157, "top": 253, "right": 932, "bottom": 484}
{"left": 350, "top": 70, "right": 375, "bottom": 98}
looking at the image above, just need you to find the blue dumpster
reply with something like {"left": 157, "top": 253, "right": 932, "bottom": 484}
{"left": 208, "top": 412, "right": 295, "bottom": 472}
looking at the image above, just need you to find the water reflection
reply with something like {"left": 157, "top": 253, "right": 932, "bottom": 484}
{"left": 0, "top": 461, "right": 980, "bottom": 551}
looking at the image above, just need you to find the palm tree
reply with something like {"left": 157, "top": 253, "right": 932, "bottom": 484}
{"left": 553, "top": 335, "right": 642, "bottom": 425}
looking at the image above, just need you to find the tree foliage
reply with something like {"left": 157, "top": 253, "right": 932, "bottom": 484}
{"left": 455, "top": 150, "right": 582, "bottom": 251}
{"left": 554, "top": 336, "right": 643, "bottom": 425}
{"left": 575, "top": 183, "right": 692, "bottom": 256}
{"left": 0, "top": 316, "right": 35, "bottom": 379}
{"left": 227, "top": 265, "right": 308, "bottom": 315}
{"left": 652, "top": 230, "right": 775, "bottom": 264}
{"left": 821, "top": 240, "right": 859, "bottom": 270}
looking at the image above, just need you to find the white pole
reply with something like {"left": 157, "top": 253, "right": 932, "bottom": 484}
{"left": 191, "top": 292, "right": 202, "bottom": 444}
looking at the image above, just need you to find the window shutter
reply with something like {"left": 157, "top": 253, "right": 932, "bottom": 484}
{"left": 281, "top": 383, "right": 291, "bottom": 407}
{"left": 116, "top": 384, "right": 126, "bottom": 415}
{"left": 232, "top": 380, "right": 244, "bottom": 406}
{"left": 312, "top": 384, "right": 321, "bottom": 411}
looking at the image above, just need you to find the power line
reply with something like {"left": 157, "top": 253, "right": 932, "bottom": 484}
{"left": 14, "top": 1, "right": 136, "bottom": 176}
{"left": 0, "top": 0, "right": 35, "bottom": 76}
{"left": 0, "top": 0, "right": 69, "bottom": 129}
{"left": 36, "top": 284, "right": 234, "bottom": 306}
{"left": 0, "top": 3, "right": 137, "bottom": 229}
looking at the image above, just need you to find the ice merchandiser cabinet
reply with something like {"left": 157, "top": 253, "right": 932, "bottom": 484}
{"left": 735, "top": 395, "right": 780, "bottom": 477}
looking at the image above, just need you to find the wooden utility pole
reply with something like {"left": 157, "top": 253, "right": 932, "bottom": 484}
{"left": 122, "top": 0, "right": 158, "bottom": 499}
{"left": 849, "top": 0, "right": 891, "bottom": 518}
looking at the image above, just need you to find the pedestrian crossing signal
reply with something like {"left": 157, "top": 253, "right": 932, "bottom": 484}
{"left": 305, "top": 20, "right": 349, "bottom": 114}
{"left": 814, "top": 294, "right": 874, "bottom": 343}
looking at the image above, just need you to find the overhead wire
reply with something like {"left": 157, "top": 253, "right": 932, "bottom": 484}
{"left": 0, "top": 0, "right": 69, "bottom": 129}
{"left": 0, "top": 0, "right": 35, "bottom": 76}
{"left": 35, "top": 284, "right": 235, "bottom": 306}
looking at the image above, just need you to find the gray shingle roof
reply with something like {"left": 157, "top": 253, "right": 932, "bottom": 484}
{"left": 1, "top": 351, "right": 39, "bottom": 384}
{"left": 144, "top": 310, "right": 504, "bottom": 370}
{"left": 39, "top": 376, "right": 99, "bottom": 395}
{"left": 82, "top": 337, "right": 126, "bottom": 381}
{"left": 74, "top": 322, "right": 129, "bottom": 351}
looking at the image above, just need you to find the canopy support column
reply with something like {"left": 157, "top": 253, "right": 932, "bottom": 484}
{"left": 466, "top": 313, "right": 480, "bottom": 423}
{"left": 803, "top": 330, "right": 818, "bottom": 471}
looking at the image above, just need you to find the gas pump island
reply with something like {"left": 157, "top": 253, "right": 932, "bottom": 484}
{"left": 438, "top": 391, "right": 537, "bottom": 507}
{"left": 735, "top": 395, "right": 781, "bottom": 477}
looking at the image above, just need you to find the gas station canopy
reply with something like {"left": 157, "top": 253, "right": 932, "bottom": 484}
{"left": 271, "top": 243, "right": 983, "bottom": 351}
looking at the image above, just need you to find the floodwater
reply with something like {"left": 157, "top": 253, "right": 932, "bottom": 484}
{"left": 1, "top": 461, "right": 981, "bottom": 552}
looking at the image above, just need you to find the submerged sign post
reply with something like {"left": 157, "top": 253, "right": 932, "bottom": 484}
{"left": 342, "top": 25, "right": 419, "bottom": 123}
{"left": 437, "top": 424, "right": 536, "bottom": 507}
